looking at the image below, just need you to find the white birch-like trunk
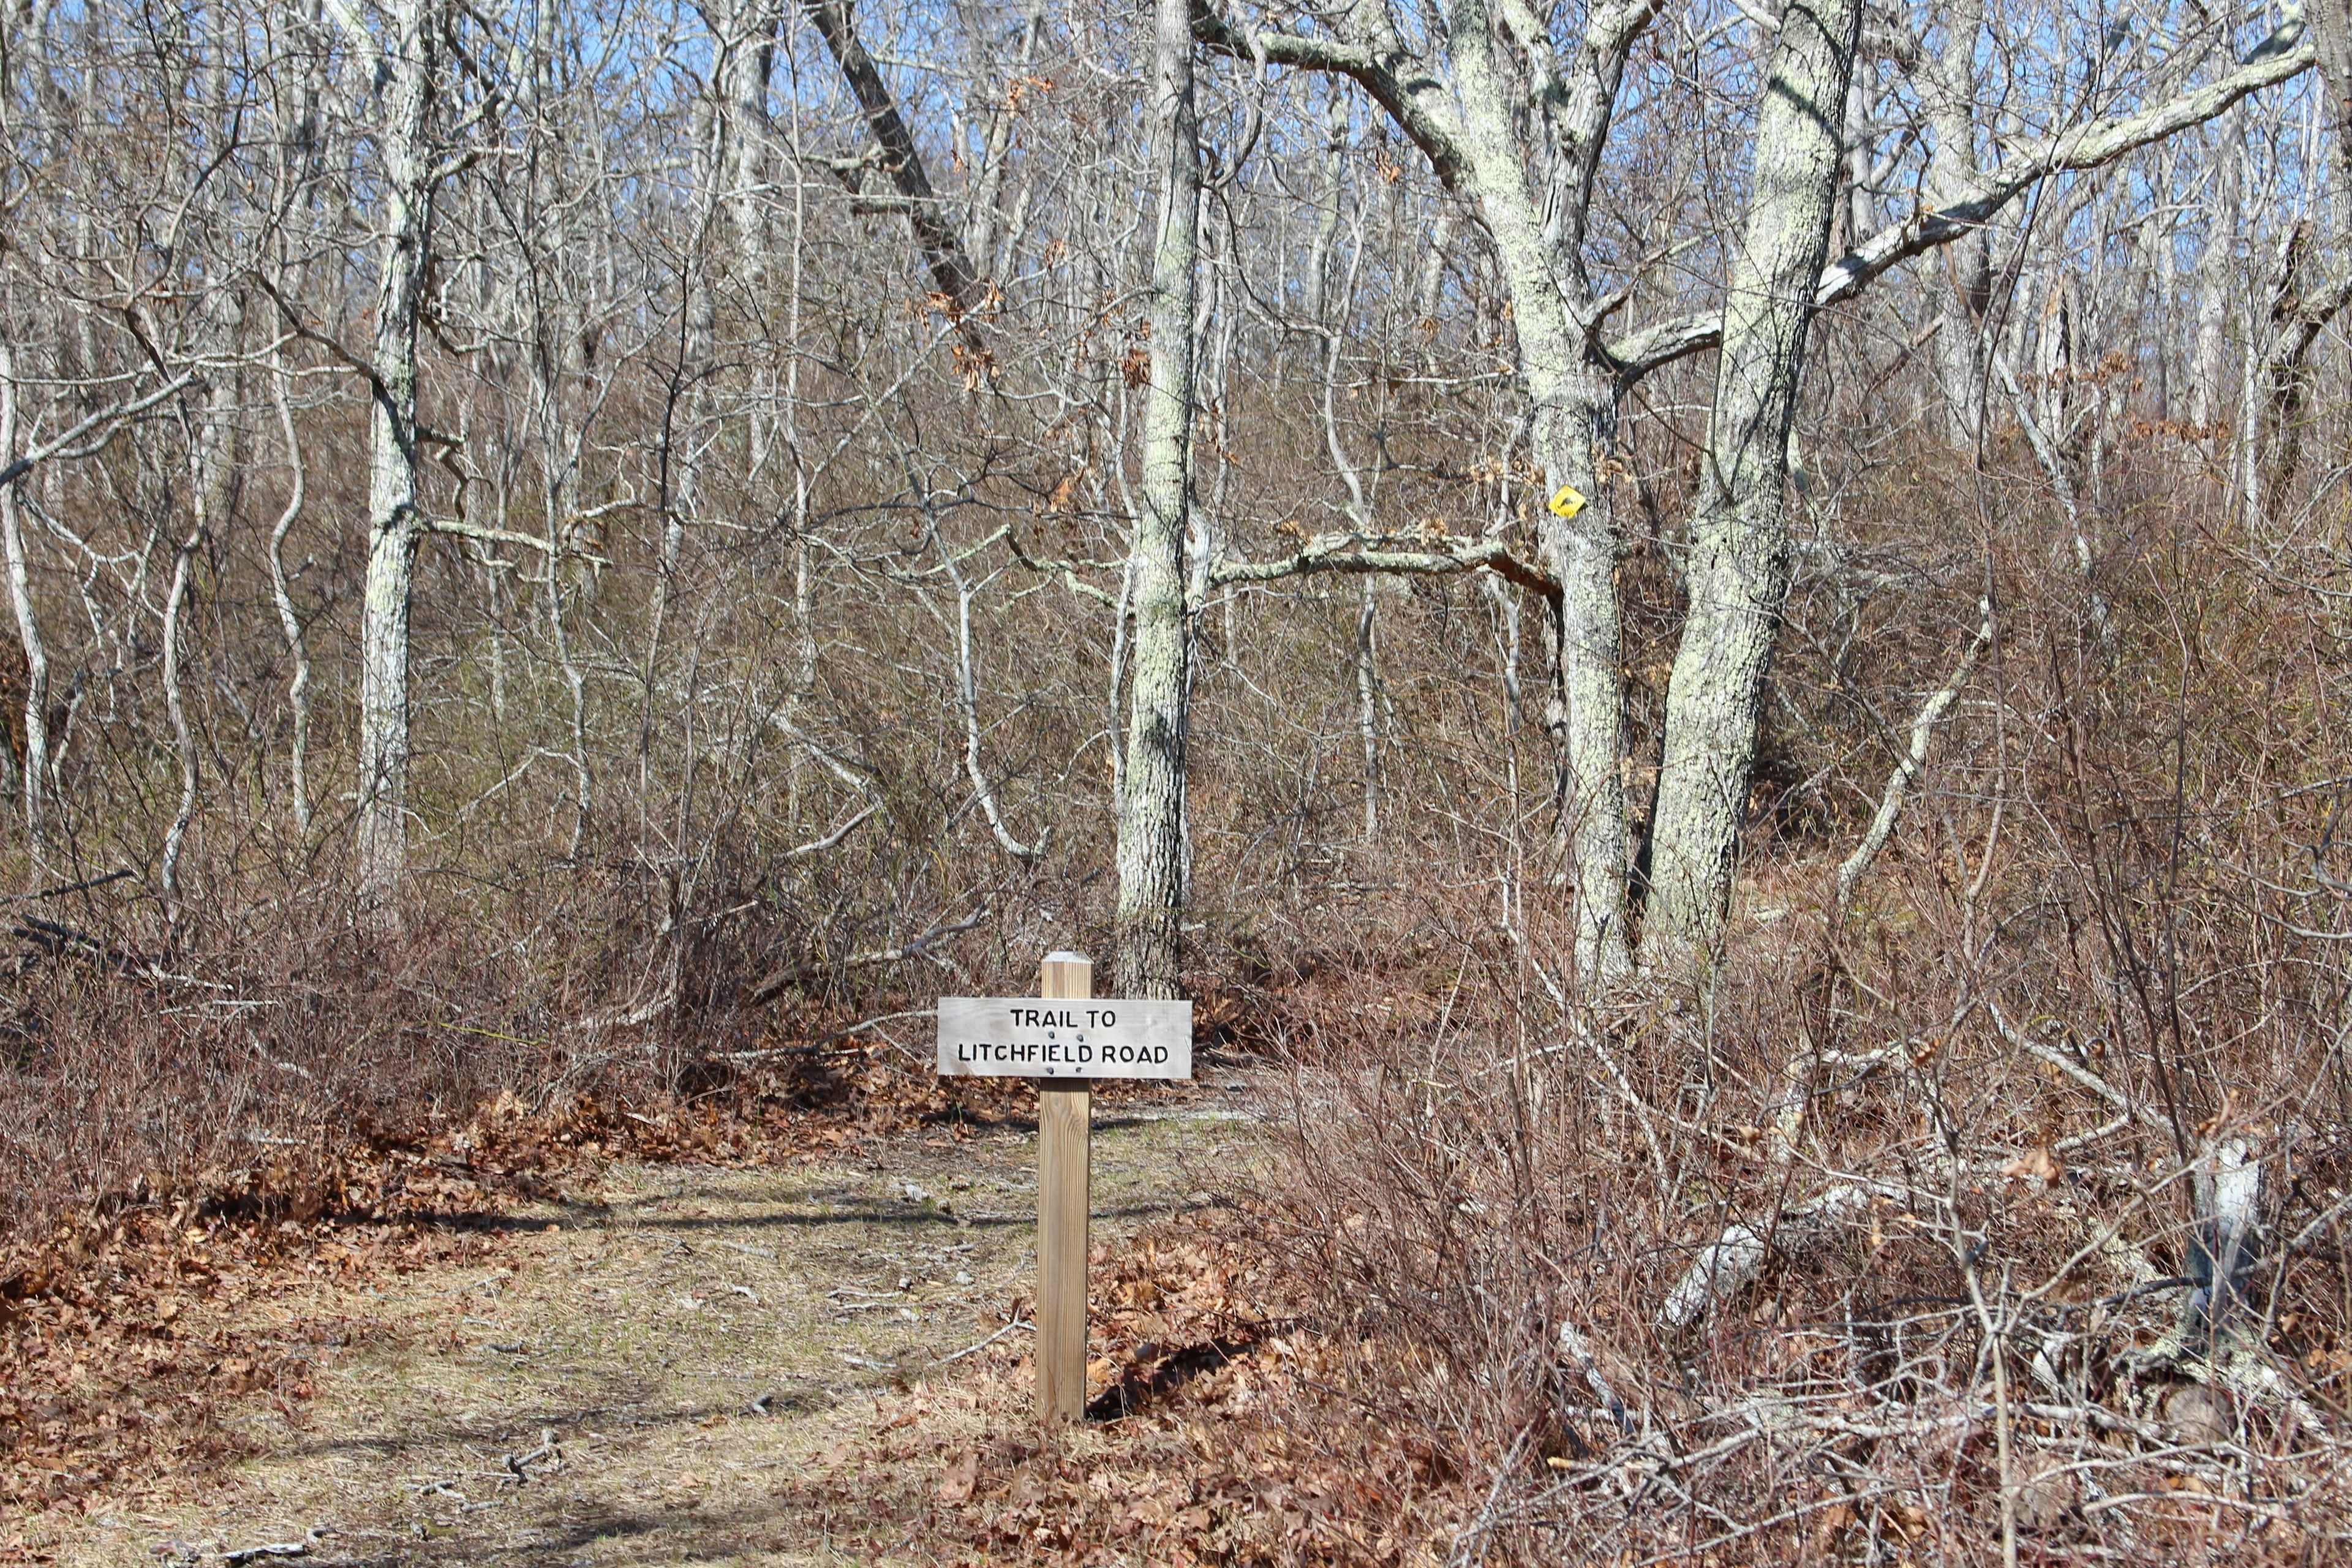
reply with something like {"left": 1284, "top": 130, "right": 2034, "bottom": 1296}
{"left": 1842, "top": 64, "right": 1875, "bottom": 245}
{"left": 267, "top": 350, "right": 313, "bottom": 835}
{"left": 1303, "top": 94, "right": 1346, "bottom": 330}
{"left": 1114, "top": 0, "right": 1200, "bottom": 1000}
{"left": 352, "top": 0, "right": 439, "bottom": 922}
{"left": 2192, "top": 106, "right": 2243, "bottom": 432}
{"left": 1414, "top": 208, "right": 1454, "bottom": 326}
{"left": 1928, "top": 0, "right": 1992, "bottom": 443}
{"left": 163, "top": 308, "right": 237, "bottom": 906}
{"left": 1449, "top": 0, "right": 1631, "bottom": 980}
{"left": 0, "top": 344, "right": 49, "bottom": 860}
{"left": 1644, "top": 0, "right": 1860, "bottom": 968}
{"left": 159, "top": 512, "right": 203, "bottom": 908}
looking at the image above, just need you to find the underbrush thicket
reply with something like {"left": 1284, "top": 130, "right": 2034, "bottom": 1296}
{"left": 6, "top": 425, "right": 2352, "bottom": 1559}
{"left": 1240, "top": 458, "right": 2352, "bottom": 1559}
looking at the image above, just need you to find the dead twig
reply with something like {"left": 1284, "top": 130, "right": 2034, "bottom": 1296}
{"left": 934, "top": 1315, "right": 1035, "bottom": 1364}
{"left": 747, "top": 914, "right": 986, "bottom": 1005}
{"left": 713, "top": 1008, "right": 938, "bottom": 1063}
{"left": 501, "top": 1427, "right": 560, "bottom": 1484}
{"left": 0, "top": 868, "right": 134, "bottom": 903}
{"left": 221, "top": 1528, "right": 328, "bottom": 1564}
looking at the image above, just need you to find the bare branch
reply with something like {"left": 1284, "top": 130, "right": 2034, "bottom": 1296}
{"left": 783, "top": 801, "right": 877, "bottom": 859}
{"left": 1608, "top": 23, "right": 2316, "bottom": 382}
{"left": 1190, "top": 2, "right": 1466, "bottom": 187}
{"left": 747, "top": 911, "right": 989, "bottom": 1005}
{"left": 1211, "top": 530, "right": 1560, "bottom": 601}
{"left": 1836, "top": 599, "right": 1992, "bottom": 909}
{"left": 0, "top": 370, "right": 203, "bottom": 491}
{"left": 803, "top": 0, "right": 989, "bottom": 346}
{"left": 423, "top": 517, "right": 557, "bottom": 554}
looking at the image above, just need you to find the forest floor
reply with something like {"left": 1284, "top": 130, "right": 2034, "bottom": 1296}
{"left": 9, "top": 1078, "right": 1432, "bottom": 1567}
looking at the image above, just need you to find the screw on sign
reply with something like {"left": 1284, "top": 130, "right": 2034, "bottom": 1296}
{"left": 936, "top": 952, "right": 1193, "bottom": 1424}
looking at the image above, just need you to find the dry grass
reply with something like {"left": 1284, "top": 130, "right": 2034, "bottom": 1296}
{"left": 14, "top": 1087, "right": 1395, "bottom": 1567}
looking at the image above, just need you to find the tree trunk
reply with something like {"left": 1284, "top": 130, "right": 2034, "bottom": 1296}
{"left": 0, "top": 344, "right": 49, "bottom": 862}
{"left": 644, "top": 11, "right": 725, "bottom": 774}
{"left": 1304, "top": 94, "right": 1346, "bottom": 330}
{"left": 1926, "top": 0, "right": 1991, "bottom": 443}
{"left": 2192, "top": 107, "right": 2242, "bottom": 432}
{"left": 804, "top": 0, "right": 985, "bottom": 347}
{"left": 267, "top": 349, "right": 313, "bottom": 836}
{"left": 1114, "top": 0, "right": 1200, "bottom": 1001}
{"left": 1644, "top": 0, "right": 1860, "bottom": 969}
{"left": 2318, "top": 0, "right": 2352, "bottom": 203}
{"left": 164, "top": 295, "right": 239, "bottom": 909}
{"left": 352, "top": 0, "right": 439, "bottom": 924}
{"left": 1449, "top": 0, "right": 1631, "bottom": 981}
{"left": 2258, "top": 0, "right": 2352, "bottom": 492}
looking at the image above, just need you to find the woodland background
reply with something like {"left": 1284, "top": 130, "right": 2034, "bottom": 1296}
{"left": 6, "top": 0, "right": 2352, "bottom": 1556}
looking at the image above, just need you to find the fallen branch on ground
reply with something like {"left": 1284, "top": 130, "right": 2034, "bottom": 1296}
{"left": 935, "top": 1316, "right": 1035, "bottom": 1364}
{"left": 221, "top": 1529, "right": 328, "bottom": 1565}
{"left": 747, "top": 914, "right": 986, "bottom": 1005}
{"left": 1659, "top": 1183, "right": 1886, "bottom": 1330}
{"left": 502, "top": 1427, "right": 560, "bottom": 1483}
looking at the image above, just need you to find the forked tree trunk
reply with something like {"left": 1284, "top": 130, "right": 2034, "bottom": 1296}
{"left": 1645, "top": 0, "right": 1860, "bottom": 968}
{"left": 1194, "top": 0, "right": 2297, "bottom": 987}
{"left": 1114, "top": 0, "right": 1200, "bottom": 1000}
{"left": 352, "top": 0, "right": 440, "bottom": 924}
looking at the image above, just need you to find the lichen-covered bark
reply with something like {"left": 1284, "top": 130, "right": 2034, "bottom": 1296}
{"left": 1646, "top": 0, "right": 1860, "bottom": 967}
{"left": 0, "top": 346, "right": 48, "bottom": 859}
{"left": 353, "top": 0, "right": 439, "bottom": 922}
{"left": 1187, "top": 0, "right": 1675, "bottom": 987}
{"left": 1449, "top": 0, "right": 1631, "bottom": 980}
{"left": 1924, "top": 0, "right": 1991, "bottom": 442}
{"left": 1115, "top": 0, "right": 1199, "bottom": 1001}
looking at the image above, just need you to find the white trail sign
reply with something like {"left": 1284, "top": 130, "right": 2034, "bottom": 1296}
{"left": 935, "top": 996, "right": 1193, "bottom": 1079}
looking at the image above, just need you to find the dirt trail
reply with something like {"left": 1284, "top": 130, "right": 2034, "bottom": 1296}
{"left": 39, "top": 1091, "right": 1251, "bottom": 1567}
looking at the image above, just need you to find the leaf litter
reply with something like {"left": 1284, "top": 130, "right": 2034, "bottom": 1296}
{"left": 4, "top": 1072, "right": 1454, "bottom": 1565}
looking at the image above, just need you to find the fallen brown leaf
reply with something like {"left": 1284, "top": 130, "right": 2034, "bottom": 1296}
{"left": 2000, "top": 1147, "right": 2062, "bottom": 1186}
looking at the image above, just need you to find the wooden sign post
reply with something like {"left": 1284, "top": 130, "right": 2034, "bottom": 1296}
{"left": 937, "top": 952, "right": 1192, "bottom": 1426}
{"left": 1035, "top": 952, "right": 1091, "bottom": 1424}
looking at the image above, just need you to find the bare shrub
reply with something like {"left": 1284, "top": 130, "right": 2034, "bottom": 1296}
{"left": 1237, "top": 479, "right": 2352, "bottom": 1562}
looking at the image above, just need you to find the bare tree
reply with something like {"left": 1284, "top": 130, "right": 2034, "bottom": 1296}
{"left": 1199, "top": 0, "right": 2321, "bottom": 980}
{"left": 1643, "top": 0, "right": 1860, "bottom": 964}
{"left": 336, "top": 0, "right": 450, "bottom": 921}
{"left": 1115, "top": 0, "right": 1203, "bottom": 999}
